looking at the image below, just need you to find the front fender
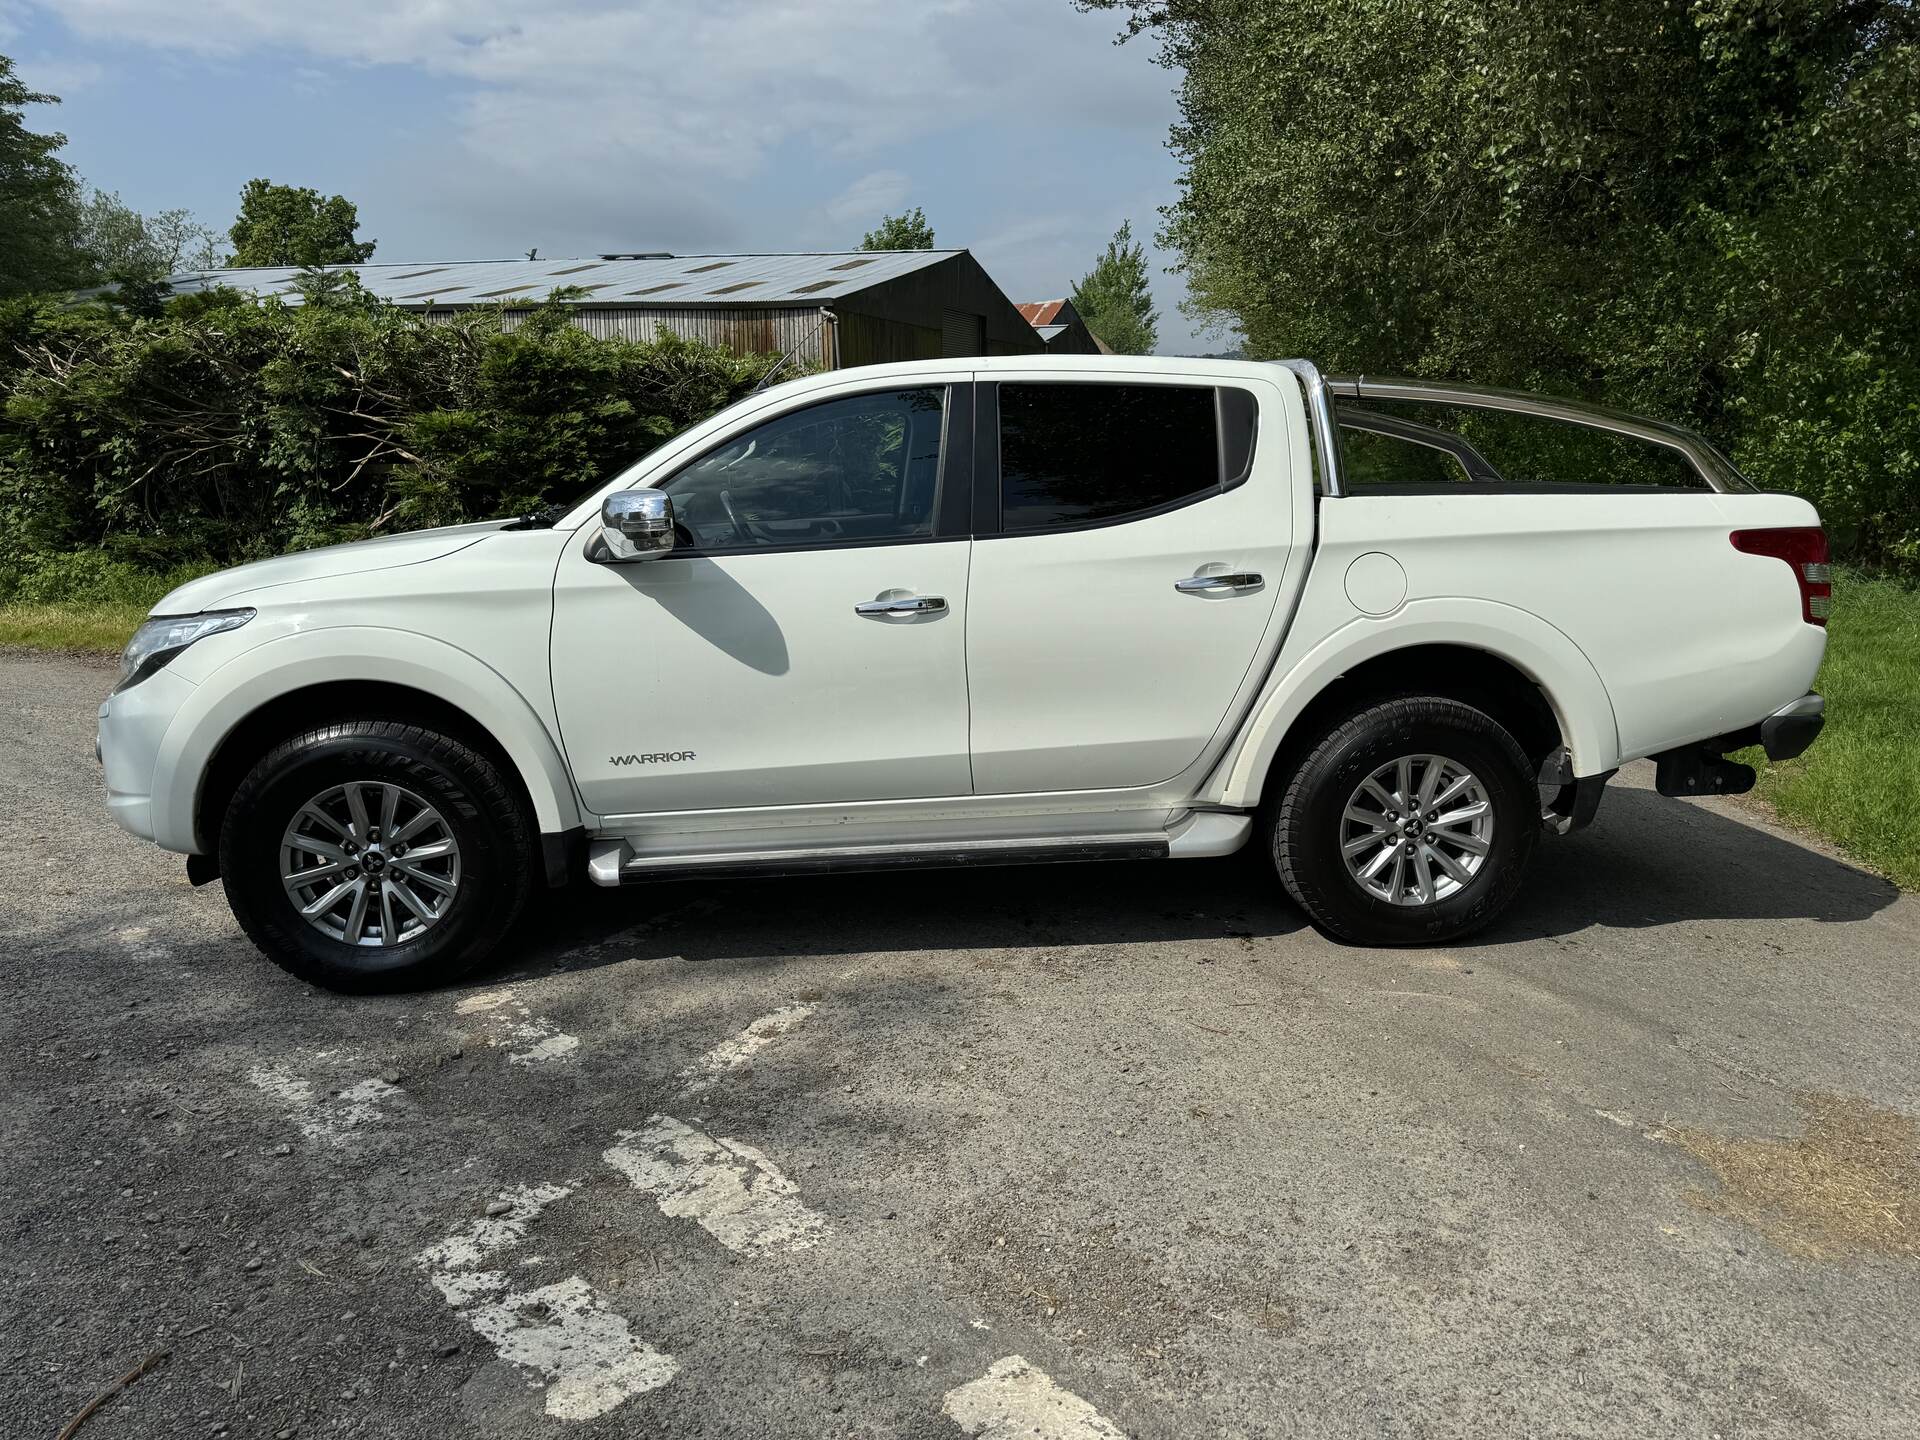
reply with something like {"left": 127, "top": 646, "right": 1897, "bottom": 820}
{"left": 149, "top": 626, "right": 583, "bottom": 853}
{"left": 1206, "top": 598, "right": 1623, "bottom": 808}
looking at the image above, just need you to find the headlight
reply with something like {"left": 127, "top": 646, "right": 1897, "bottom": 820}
{"left": 116, "top": 609, "right": 256, "bottom": 693}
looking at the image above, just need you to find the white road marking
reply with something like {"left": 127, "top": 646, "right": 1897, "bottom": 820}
{"left": 679, "top": 1003, "right": 814, "bottom": 1092}
{"left": 415, "top": 1183, "right": 677, "bottom": 1422}
{"left": 416, "top": 1182, "right": 576, "bottom": 1272}
{"left": 246, "top": 1064, "right": 399, "bottom": 1146}
{"left": 465, "top": 1276, "right": 679, "bottom": 1421}
{"left": 507, "top": 1018, "right": 582, "bottom": 1065}
{"left": 603, "top": 1114, "right": 828, "bottom": 1256}
{"left": 455, "top": 988, "right": 582, "bottom": 1064}
{"left": 943, "top": 1356, "right": 1128, "bottom": 1440}
{"left": 456, "top": 988, "right": 520, "bottom": 1015}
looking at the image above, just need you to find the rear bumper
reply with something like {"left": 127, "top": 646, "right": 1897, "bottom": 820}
{"left": 1652, "top": 692, "right": 1825, "bottom": 798}
{"left": 1759, "top": 692, "right": 1824, "bottom": 762}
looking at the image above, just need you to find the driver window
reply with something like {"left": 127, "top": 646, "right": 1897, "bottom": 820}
{"left": 662, "top": 387, "right": 947, "bottom": 552}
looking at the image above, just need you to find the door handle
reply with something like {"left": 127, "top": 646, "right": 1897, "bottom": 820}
{"left": 1174, "top": 572, "right": 1263, "bottom": 595}
{"left": 855, "top": 594, "right": 947, "bottom": 617}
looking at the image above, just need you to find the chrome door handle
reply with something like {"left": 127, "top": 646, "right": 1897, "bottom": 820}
{"left": 854, "top": 595, "right": 947, "bottom": 617}
{"left": 1174, "top": 572, "right": 1263, "bottom": 594}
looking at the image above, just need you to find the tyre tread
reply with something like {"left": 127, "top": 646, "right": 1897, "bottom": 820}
{"left": 1271, "top": 695, "right": 1535, "bottom": 944}
{"left": 220, "top": 719, "right": 534, "bottom": 991}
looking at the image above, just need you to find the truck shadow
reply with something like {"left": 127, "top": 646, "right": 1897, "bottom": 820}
{"left": 510, "top": 782, "right": 1898, "bottom": 977}
{"left": 1494, "top": 782, "right": 1899, "bottom": 941}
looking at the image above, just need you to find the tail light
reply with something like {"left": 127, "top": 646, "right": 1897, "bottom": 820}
{"left": 1730, "top": 527, "right": 1830, "bottom": 627}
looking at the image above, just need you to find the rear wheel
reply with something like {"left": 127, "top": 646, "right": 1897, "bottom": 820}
{"left": 1269, "top": 696, "right": 1537, "bottom": 945}
{"left": 219, "top": 720, "right": 533, "bottom": 991}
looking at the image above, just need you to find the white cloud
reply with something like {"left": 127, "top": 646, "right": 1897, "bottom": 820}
{"left": 13, "top": 57, "right": 106, "bottom": 97}
{"left": 31, "top": 0, "right": 1214, "bottom": 346}
{"left": 820, "top": 170, "right": 911, "bottom": 228}
{"left": 43, "top": 0, "right": 1173, "bottom": 185}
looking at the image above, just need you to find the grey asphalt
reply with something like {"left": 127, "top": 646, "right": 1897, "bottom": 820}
{"left": 3, "top": 648, "right": 1916, "bottom": 1440}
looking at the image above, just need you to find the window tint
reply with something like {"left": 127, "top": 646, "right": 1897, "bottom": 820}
{"left": 663, "top": 388, "right": 946, "bottom": 551}
{"left": 999, "top": 383, "right": 1222, "bottom": 532}
{"left": 1341, "top": 426, "right": 1475, "bottom": 490}
{"left": 1352, "top": 400, "right": 1707, "bottom": 490}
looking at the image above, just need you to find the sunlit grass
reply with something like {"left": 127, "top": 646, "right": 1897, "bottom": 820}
{"left": 0, "top": 603, "right": 145, "bottom": 654}
{"left": 1739, "top": 566, "right": 1920, "bottom": 889}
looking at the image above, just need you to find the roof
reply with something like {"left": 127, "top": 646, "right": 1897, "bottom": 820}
{"left": 1015, "top": 299, "right": 1068, "bottom": 326}
{"left": 158, "top": 251, "right": 965, "bottom": 308}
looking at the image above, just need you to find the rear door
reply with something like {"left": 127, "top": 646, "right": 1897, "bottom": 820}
{"left": 965, "top": 371, "right": 1297, "bottom": 795}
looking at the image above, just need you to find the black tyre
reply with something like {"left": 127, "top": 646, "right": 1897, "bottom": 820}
{"left": 1268, "top": 696, "right": 1538, "bottom": 945}
{"left": 219, "top": 720, "right": 534, "bottom": 991}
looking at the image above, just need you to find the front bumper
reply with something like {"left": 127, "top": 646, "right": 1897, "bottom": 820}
{"left": 97, "top": 667, "right": 199, "bottom": 847}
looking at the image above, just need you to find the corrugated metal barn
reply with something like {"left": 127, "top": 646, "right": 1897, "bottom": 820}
{"left": 160, "top": 251, "right": 1046, "bottom": 370}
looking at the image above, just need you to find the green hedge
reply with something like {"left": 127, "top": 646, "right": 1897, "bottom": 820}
{"left": 0, "top": 279, "right": 774, "bottom": 585}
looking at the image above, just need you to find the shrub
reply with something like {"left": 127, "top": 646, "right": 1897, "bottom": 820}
{"left": 0, "top": 280, "right": 775, "bottom": 579}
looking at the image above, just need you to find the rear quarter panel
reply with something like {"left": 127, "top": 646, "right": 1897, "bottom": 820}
{"left": 1214, "top": 488, "right": 1826, "bottom": 799}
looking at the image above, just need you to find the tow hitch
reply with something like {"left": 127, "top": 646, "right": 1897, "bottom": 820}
{"left": 1651, "top": 692, "right": 1823, "bottom": 799}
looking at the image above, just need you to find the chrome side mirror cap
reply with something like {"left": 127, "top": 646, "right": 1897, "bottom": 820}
{"left": 597, "top": 490, "right": 675, "bottom": 563}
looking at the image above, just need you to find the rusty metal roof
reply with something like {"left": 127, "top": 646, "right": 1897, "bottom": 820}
{"left": 1015, "top": 299, "right": 1068, "bottom": 326}
{"left": 159, "top": 251, "right": 964, "bottom": 307}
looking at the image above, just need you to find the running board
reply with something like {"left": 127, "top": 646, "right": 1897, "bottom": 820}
{"left": 585, "top": 812, "right": 1251, "bottom": 886}
{"left": 588, "top": 833, "right": 1168, "bottom": 885}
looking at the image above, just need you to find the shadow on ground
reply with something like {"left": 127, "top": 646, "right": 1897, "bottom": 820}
{"left": 498, "top": 782, "right": 1898, "bottom": 983}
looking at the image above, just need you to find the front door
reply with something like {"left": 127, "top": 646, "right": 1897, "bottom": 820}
{"left": 552, "top": 381, "right": 973, "bottom": 817}
{"left": 965, "top": 373, "right": 1297, "bottom": 794}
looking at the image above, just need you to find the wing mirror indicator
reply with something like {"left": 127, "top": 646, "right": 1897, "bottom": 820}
{"left": 597, "top": 490, "right": 676, "bottom": 563}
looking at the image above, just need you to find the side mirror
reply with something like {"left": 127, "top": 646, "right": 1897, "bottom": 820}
{"left": 597, "top": 490, "right": 675, "bottom": 563}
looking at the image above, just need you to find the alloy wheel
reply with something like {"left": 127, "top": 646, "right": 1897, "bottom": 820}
{"left": 279, "top": 781, "right": 461, "bottom": 946}
{"left": 1339, "top": 753, "right": 1494, "bottom": 907}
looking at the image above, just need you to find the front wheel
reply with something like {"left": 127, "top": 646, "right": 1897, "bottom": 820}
{"left": 219, "top": 720, "right": 534, "bottom": 991}
{"left": 1268, "top": 696, "right": 1538, "bottom": 945}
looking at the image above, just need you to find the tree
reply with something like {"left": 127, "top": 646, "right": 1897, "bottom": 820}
{"left": 77, "top": 188, "right": 224, "bottom": 281}
{"left": 0, "top": 54, "right": 86, "bottom": 297}
{"left": 1080, "top": 0, "right": 1920, "bottom": 570}
{"left": 1069, "top": 221, "right": 1158, "bottom": 354}
{"left": 860, "top": 207, "right": 934, "bottom": 251}
{"left": 227, "top": 179, "right": 376, "bottom": 267}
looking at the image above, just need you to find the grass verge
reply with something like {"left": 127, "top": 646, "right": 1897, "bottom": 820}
{"left": 1739, "top": 565, "right": 1920, "bottom": 889}
{"left": 0, "top": 602, "right": 148, "bottom": 654}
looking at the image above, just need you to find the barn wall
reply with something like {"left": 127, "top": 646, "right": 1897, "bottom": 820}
{"left": 835, "top": 311, "right": 941, "bottom": 366}
{"left": 438, "top": 305, "right": 830, "bottom": 365}
{"left": 834, "top": 254, "right": 1044, "bottom": 365}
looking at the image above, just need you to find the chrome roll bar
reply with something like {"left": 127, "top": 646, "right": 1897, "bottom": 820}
{"left": 1272, "top": 359, "right": 1348, "bottom": 498}
{"left": 1273, "top": 362, "right": 1750, "bottom": 495}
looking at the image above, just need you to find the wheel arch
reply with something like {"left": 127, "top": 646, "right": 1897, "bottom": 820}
{"left": 1208, "top": 601, "right": 1621, "bottom": 808}
{"left": 150, "top": 628, "right": 584, "bottom": 854}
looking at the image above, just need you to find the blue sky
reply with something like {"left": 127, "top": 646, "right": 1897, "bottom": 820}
{"left": 3, "top": 0, "right": 1230, "bottom": 353}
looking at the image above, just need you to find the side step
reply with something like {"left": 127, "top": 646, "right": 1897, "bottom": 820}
{"left": 586, "top": 813, "right": 1250, "bottom": 886}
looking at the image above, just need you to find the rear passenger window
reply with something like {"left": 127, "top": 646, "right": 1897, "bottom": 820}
{"left": 998, "top": 383, "right": 1233, "bottom": 532}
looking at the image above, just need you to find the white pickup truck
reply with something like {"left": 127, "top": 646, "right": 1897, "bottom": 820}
{"left": 97, "top": 357, "right": 1829, "bottom": 990}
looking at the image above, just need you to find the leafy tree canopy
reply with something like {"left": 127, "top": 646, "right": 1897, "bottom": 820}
{"left": 0, "top": 54, "right": 86, "bottom": 298}
{"left": 228, "top": 178, "right": 376, "bottom": 267}
{"left": 1070, "top": 220, "right": 1159, "bottom": 354}
{"left": 1080, "top": 0, "right": 1920, "bottom": 569}
{"left": 860, "top": 206, "right": 935, "bottom": 250}
{"left": 77, "top": 188, "right": 224, "bottom": 282}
